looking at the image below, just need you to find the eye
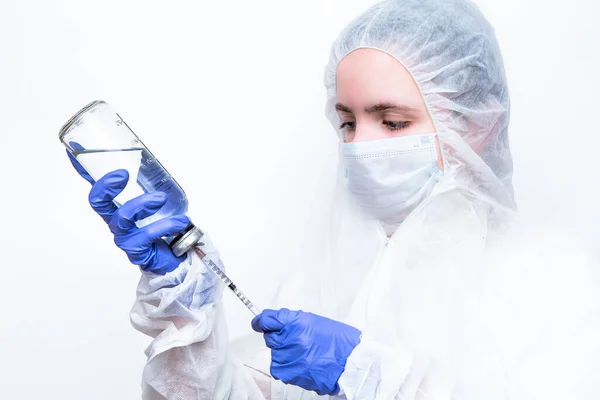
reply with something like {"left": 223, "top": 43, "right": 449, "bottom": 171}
{"left": 383, "top": 120, "right": 410, "bottom": 131}
{"left": 339, "top": 121, "right": 356, "bottom": 131}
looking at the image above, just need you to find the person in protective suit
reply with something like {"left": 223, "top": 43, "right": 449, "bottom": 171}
{"left": 68, "top": 0, "right": 600, "bottom": 398}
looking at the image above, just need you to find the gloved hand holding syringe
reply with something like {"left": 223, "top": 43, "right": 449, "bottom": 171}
{"left": 60, "top": 100, "right": 261, "bottom": 316}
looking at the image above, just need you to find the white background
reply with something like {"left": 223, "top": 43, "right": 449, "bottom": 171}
{"left": 0, "top": 0, "right": 599, "bottom": 398}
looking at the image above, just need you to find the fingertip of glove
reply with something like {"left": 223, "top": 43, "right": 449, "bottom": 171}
{"left": 251, "top": 314, "right": 262, "bottom": 332}
{"left": 147, "top": 191, "right": 169, "bottom": 204}
{"left": 101, "top": 169, "right": 130, "bottom": 188}
{"left": 108, "top": 168, "right": 130, "bottom": 181}
{"left": 167, "top": 215, "right": 190, "bottom": 229}
{"left": 175, "top": 214, "right": 190, "bottom": 223}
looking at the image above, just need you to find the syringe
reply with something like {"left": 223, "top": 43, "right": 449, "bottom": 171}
{"left": 193, "top": 246, "right": 261, "bottom": 316}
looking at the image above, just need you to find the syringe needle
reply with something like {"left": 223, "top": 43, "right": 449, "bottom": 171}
{"left": 193, "top": 247, "right": 261, "bottom": 316}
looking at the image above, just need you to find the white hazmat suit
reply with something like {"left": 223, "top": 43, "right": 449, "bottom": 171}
{"left": 130, "top": 0, "right": 600, "bottom": 398}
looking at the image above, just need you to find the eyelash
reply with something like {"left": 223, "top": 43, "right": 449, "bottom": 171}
{"left": 383, "top": 121, "right": 410, "bottom": 131}
{"left": 339, "top": 121, "right": 411, "bottom": 132}
{"left": 339, "top": 121, "right": 355, "bottom": 130}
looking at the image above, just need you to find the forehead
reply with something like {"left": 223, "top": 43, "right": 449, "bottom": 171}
{"left": 335, "top": 48, "right": 424, "bottom": 109}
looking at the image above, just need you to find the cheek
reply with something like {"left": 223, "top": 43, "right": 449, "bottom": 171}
{"left": 424, "top": 117, "right": 436, "bottom": 133}
{"left": 435, "top": 135, "right": 444, "bottom": 170}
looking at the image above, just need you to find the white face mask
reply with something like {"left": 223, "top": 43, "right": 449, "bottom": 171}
{"left": 342, "top": 133, "right": 442, "bottom": 234}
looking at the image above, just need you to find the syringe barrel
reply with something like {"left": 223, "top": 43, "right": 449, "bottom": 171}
{"left": 193, "top": 247, "right": 261, "bottom": 316}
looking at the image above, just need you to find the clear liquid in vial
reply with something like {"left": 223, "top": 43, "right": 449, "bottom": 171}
{"left": 75, "top": 147, "right": 188, "bottom": 227}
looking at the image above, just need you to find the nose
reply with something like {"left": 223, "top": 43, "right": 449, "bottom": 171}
{"left": 348, "top": 122, "right": 389, "bottom": 143}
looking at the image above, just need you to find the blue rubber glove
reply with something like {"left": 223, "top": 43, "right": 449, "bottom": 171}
{"left": 67, "top": 150, "right": 190, "bottom": 274}
{"left": 251, "top": 308, "right": 361, "bottom": 396}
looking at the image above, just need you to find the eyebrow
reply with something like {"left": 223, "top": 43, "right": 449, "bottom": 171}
{"left": 335, "top": 102, "right": 418, "bottom": 114}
